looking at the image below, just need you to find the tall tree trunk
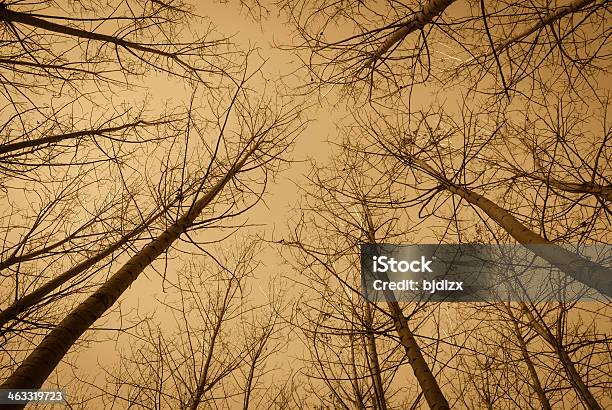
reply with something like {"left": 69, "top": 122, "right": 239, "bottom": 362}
{"left": 391, "top": 152, "right": 608, "bottom": 406}
{"left": 504, "top": 305, "right": 552, "bottom": 410}
{"left": 363, "top": 302, "right": 387, "bottom": 410}
{"left": 0, "top": 141, "right": 261, "bottom": 405}
{"left": 387, "top": 301, "right": 449, "bottom": 410}
{"left": 409, "top": 158, "right": 612, "bottom": 297}
{"left": 519, "top": 303, "right": 602, "bottom": 410}
{"left": 0, "top": 197, "right": 177, "bottom": 329}
{"left": 362, "top": 206, "right": 450, "bottom": 410}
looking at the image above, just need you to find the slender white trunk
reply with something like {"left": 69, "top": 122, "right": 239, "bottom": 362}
{"left": 446, "top": 182, "right": 611, "bottom": 297}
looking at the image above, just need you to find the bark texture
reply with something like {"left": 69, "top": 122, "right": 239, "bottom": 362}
{"left": 370, "top": 0, "right": 455, "bottom": 64}
{"left": 362, "top": 207, "right": 450, "bottom": 410}
{"left": 409, "top": 157, "right": 612, "bottom": 297}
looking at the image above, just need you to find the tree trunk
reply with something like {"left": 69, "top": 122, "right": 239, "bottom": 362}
{"left": 362, "top": 206, "right": 450, "bottom": 410}
{"left": 385, "top": 301, "right": 449, "bottom": 410}
{"left": 0, "top": 120, "right": 167, "bottom": 157}
{"left": 444, "top": 181, "right": 612, "bottom": 297}
{"left": 0, "top": 199, "right": 175, "bottom": 329}
{"left": 370, "top": 0, "right": 455, "bottom": 65}
{"left": 504, "top": 305, "right": 552, "bottom": 410}
{"left": 525, "top": 173, "right": 611, "bottom": 202}
{"left": 349, "top": 332, "right": 368, "bottom": 410}
{"left": 0, "top": 142, "right": 260, "bottom": 405}
{"left": 519, "top": 303, "right": 602, "bottom": 410}
{"left": 186, "top": 287, "right": 229, "bottom": 410}
{"left": 0, "top": 9, "right": 183, "bottom": 61}
{"left": 494, "top": 0, "right": 597, "bottom": 54}
{"left": 363, "top": 302, "right": 387, "bottom": 410}
{"left": 409, "top": 157, "right": 612, "bottom": 297}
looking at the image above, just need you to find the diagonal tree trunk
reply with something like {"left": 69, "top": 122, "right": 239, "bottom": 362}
{"left": 0, "top": 9, "right": 186, "bottom": 63}
{"left": 503, "top": 304, "right": 552, "bottom": 410}
{"left": 493, "top": 0, "right": 598, "bottom": 55}
{"left": 361, "top": 205, "right": 450, "bottom": 410}
{"left": 519, "top": 303, "right": 602, "bottom": 410}
{"left": 0, "top": 120, "right": 170, "bottom": 157}
{"left": 384, "top": 299, "right": 449, "bottom": 410}
{"left": 369, "top": 0, "right": 455, "bottom": 66}
{"left": 407, "top": 157, "right": 612, "bottom": 298}
{"left": 0, "top": 196, "right": 177, "bottom": 329}
{"left": 516, "top": 172, "right": 612, "bottom": 202}
{"left": 0, "top": 140, "right": 262, "bottom": 403}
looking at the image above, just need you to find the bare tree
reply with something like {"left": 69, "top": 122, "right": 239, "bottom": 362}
{"left": 342, "top": 100, "right": 611, "bottom": 297}
{"left": 1, "top": 0, "right": 610, "bottom": 408}
{"left": 283, "top": 147, "right": 454, "bottom": 409}
{"left": 278, "top": 0, "right": 611, "bottom": 408}
{"left": 0, "top": 0, "right": 238, "bottom": 339}
{"left": 280, "top": 0, "right": 608, "bottom": 101}
{"left": 0, "top": 1, "right": 307, "bottom": 400}
{"left": 283, "top": 92, "right": 610, "bottom": 407}
{"left": 0, "top": 68, "right": 302, "bottom": 400}
{"left": 89, "top": 241, "right": 288, "bottom": 409}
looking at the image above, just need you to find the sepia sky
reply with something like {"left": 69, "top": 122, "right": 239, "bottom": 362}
{"left": 0, "top": 0, "right": 610, "bottom": 408}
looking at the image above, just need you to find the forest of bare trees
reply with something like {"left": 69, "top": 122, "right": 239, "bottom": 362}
{"left": 0, "top": 0, "right": 610, "bottom": 409}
